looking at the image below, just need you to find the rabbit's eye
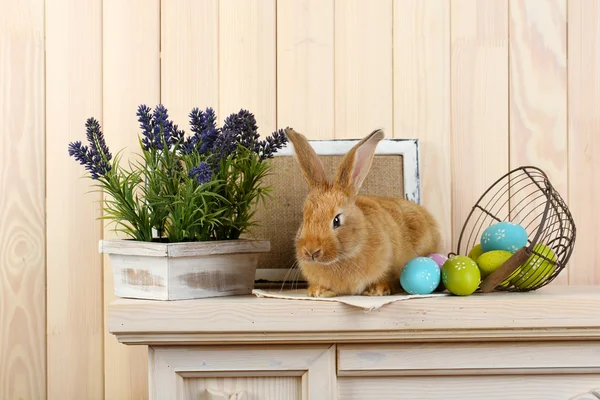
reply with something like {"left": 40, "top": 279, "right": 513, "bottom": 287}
{"left": 333, "top": 214, "right": 342, "bottom": 229}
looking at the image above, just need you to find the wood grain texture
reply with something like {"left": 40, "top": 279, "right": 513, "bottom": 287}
{"left": 337, "top": 342, "right": 600, "bottom": 374}
{"left": 393, "top": 0, "right": 452, "bottom": 250}
{"left": 337, "top": 375, "right": 600, "bottom": 400}
{"left": 0, "top": 0, "right": 46, "bottom": 398}
{"left": 45, "top": 0, "right": 104, "bottom": 398}
{"left": 450, "top": 0, "right": 510, "bottom": 251}
{"left": 509, "top": 0, "right": 568, "bottom": 284}
{"left": 219, "top": 0, "right": 276, "bottom": 134}
{"left": 334, "top": 0, "right": 393, "bottom": 139}
{"left": 108, "top": 286, "right": 600, "bottom": 344}
{"left": 102, "top": 0, "right": 160, "bottom": 397}
{"left": 100, "top": 239, "right": 270, "bottom": 257}
{"left": 568, "top": 1, "right": 600, "bottom": 285}
{"left": 161, "top": 0, "right": 219, "bottom": 125}
{"left": 276, "top": 0, "right": 334, "bottom": 139}
{"left": 187, "top": 376, "right": 300, "bottom": 400}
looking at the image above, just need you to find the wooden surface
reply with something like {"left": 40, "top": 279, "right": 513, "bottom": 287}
{"left": 150, "top": 345, "right": 335, "bottom": 400}
{"left": 0, "top": 0, "right": 46, "bottom": 398}
{"left": 393, "top": 0, "right": 452, "bottom": 251}
{"left": 45, "top": 0, "right": 104, "bottom": 398}
{"left": 277, "top": 0, "right": 334, "bottom": 139}
{"left": 337, "top": 342, "right": 600, "bottom": 375}
{"left": 568, "top": 0, "right": 600, "bottom": 285}
{"left": 161, "top": 0, "right": 219, "bottom": 125}
{"left": 450, "top": 0, "right": 510, "bottom": 250}
{"left": 219, "top": 0, "right": 276, "bottom": 133}
{"left": 337, "top": 376, "right": 600, "bottom": 400}
{"left": 334, "top": 0, "right": 392, "bottom": 139}
{"left": 108, "top": 286, "right": 600, "bottom": 344}
{"left": 102, "top": 0, "right": 160, "bottom": 397}
{"left": 100, "top": 239, "right": 271, "bottom": 257}
{"left": 509, "top": 0, "right": 569, "bottom": 285}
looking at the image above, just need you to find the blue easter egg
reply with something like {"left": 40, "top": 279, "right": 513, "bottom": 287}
{"left": 400, "top": 257, "right": 441, "bottom": 295}
{"left": 480, "top": 221, "right": 528, "bottom": 253}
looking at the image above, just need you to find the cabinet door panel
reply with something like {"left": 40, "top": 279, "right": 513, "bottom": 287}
{"left": 149, "top": 345, "right": 335, "bottom": 400}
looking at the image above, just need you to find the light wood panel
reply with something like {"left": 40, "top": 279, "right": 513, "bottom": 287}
{"left": 450, "top": 0, "right": 510, "bottom": 250}
{"left": 0, "top": 0, "right": 46, "bottom": 398}
{"left": 568, "top": 1, "right": 600, "bottom": 285}
{"left": 277, "top": 0, "right": 334, "bottom": 139}
{"left": 393, "top": 0, "right": 451, "bottom": 250}
{"left": 509, "top": 0, "right": 568, "bottom": 284}
{"left": 161, "top": 0, "right": 219, "bottom": 125}
{"left": 45, "top": 0, "right": 104, "bottom": 398}
{"left": 109, "top": 286, "right": 600, "bottom": 345}
{"left": 337, "top": 375, "right": 600, "bottom": 400}
{"left": 219, "top": 0, "right": 277, "bottom": 134}
{"left": 334, "top": 0, "right": 393, "bottom": 139}
{"left": 103, "top": 0, "right": 160, "bottom": 398}
{"left": 186, "top": 376, "right": 300, "bottom": 400}
{"left": 337, "top": 342, "right": 600, "bottom": 374}
{"left": 150, "top": 345, "right": 336, "bottom": 399}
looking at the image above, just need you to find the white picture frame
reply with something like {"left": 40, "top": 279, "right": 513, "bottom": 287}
{"left": 254, "top": 138, "right": 422, "bottom": 282}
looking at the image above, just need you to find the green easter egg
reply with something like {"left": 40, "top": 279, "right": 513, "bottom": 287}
{"left": 476, "top": 250, "right": 513, "bottom": 278}
{"left": 476, "top": 250, "right": 521, "bottom": 288}
{"left": 512, "top": 244, "right": 557, "bottom": 289}
{"left": 441, "top": 255, "right": 481, "bottom": 296}
{"left": 468, "top": 244, "right": 484, "bottom": 261}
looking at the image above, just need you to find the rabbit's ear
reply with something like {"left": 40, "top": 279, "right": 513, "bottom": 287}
{"left": 285, "top": 128, "right": 328, "bottom": 188}
{"left": 335, "top": 129, "right": 384, "bottom": 195}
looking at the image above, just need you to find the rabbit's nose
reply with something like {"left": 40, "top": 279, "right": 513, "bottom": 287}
{"left": 304, "top": 248, "right": 322, "bottom": 260}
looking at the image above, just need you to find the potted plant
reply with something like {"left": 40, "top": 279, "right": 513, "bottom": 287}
{"left": 68, "top": 105, "right": 288, "bottom": 300}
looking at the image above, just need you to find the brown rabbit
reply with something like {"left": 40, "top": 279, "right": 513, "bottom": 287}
{"left": 285, "top": 128, "right": 442, "bottom": 297}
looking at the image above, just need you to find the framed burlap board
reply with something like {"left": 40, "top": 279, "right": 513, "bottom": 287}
{"left": 249, "top": 139, "right": 421, "bottom": 283}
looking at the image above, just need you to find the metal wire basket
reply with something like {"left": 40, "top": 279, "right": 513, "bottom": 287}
{"left": 453, "top": 166, "right": 576, "bottom": 293}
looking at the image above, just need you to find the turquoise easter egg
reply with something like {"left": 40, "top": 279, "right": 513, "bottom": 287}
{"left": 480, "top": 222, "right": 528, "bottom": 253}
{"left": 400, "top": 257, "right": 441, "bottom": 295}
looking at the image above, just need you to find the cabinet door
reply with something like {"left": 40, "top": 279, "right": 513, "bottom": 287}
{"left": 149, "top": 345, "right": 336, "bottom": 400}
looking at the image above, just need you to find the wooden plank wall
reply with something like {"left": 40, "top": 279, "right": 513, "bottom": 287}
{"left": 0, "top": 0, "right": 46, "bottom": 399}
{"left": 0, "top": 0, "right": 599, "bottom": 398}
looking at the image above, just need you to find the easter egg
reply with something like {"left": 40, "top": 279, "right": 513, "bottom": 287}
{"left": 476, "top": 250, "right": 513, "bottom": 278}
{"left": 480, "top": 222, "right": 528, "bottom": 253}
{"left": 428, "top": 253, "right": 448, "bottom": 267}
{"left": 428, "top": 253, "right": 448, "bottom": 292}
{"left": 441, "top": 255, "right": 481, "bottom": 296}
{"left": 476, "top": 250, "right": 520, "bottom": 288}
{"left": 400, "top": 257, "right": 441, "bottom": 295}
{"left": 511, "top": 244, "right": 557, "bottom": 289}
{"left": 468, "top": 244, "right": 484, "bottom": 261}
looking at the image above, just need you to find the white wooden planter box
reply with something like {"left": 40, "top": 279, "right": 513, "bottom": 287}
{"left": 99, "top": 239, "right": 270, "bottom": 300}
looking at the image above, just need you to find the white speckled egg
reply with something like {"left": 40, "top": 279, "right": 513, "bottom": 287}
{"left": 480, "top": 222, "right": 528, "bottom": 253}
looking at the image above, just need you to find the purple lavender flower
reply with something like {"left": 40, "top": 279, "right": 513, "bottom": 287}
{"left": 137, "top": 104, "right": 181, "bottom": 150}
{"left": 68, "top": 118, "right": 112, "bottom": 179}
{"left": 210, "top": 130, "right": 238, "bottom": 166}
{"left": 184, "top": 107, "right": 219, "bottom": 154}
{"left": 223, "top": 109, "right": 260, "bottom": 149}
{"left": 256, "top": 128, "right": 289, "bottom": 160}
{"left": 188, "top": 162, "right": 213, "bottom": 184}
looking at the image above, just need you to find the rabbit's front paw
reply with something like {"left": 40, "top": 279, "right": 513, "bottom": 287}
{"left": 362, "top": 281, "right": 392, "bottom": 296}
{"left": 307, "top": 285, "right": 337, "bottom": 298}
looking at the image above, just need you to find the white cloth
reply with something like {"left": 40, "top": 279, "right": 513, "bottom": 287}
{"left": 252, "top": 289, "right": 448, "bottom": 312}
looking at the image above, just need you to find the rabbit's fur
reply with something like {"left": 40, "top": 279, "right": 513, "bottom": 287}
{"left": 285, "top": 128, "right": 442, "bottom": 297}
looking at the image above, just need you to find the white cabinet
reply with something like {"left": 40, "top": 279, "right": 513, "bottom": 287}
{"left": 109, "top": 286, "right": 600, "bottom": 400}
